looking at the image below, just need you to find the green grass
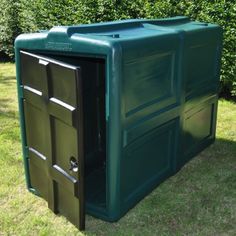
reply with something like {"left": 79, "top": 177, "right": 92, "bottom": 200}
{"left": 0, "top": 63, "right": 236, "bottom": 235}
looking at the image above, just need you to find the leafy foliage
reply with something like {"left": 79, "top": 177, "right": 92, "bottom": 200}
{"left": 0, "top": 0, "right": 21, "bottom": 57}
{"left": 0, "top": 0, "right": 235, "bottom": 96}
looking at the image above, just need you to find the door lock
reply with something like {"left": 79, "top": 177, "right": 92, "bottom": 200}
{"left": 69, "top": 157, "right": 78, "bottom": 172}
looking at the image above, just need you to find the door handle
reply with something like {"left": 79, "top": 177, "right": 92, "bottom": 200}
{"left": 69, "top": 157, "right": 78, "bottom": 172}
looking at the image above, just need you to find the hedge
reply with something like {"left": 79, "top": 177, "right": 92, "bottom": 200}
{"left": 0, "top": 0, "right": 235, "bottom": 97}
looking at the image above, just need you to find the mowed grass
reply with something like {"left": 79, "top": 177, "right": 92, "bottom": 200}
{"left": 0, "top": 63, "right": 235, "bottom": 235}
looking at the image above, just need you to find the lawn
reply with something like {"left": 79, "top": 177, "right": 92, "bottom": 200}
{"left": 0, "top": 63, "right": 235, "bottom": 236}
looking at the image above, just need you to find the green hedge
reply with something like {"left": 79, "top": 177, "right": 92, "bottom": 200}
{"left": 0, "top": 0, "right": 235, "bottom": 97}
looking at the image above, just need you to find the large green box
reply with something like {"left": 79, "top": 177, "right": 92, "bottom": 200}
{"left": 15, "top": 16, "right": 222, "bottom": 230}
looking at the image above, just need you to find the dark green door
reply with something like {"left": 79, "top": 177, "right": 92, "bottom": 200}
{"left": 20, "top": 51, "right": 85, "bottom": 230}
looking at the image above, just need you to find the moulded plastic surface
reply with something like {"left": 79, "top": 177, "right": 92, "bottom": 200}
{"left": 15, "top": 16, "right": 223, "bottom": 228}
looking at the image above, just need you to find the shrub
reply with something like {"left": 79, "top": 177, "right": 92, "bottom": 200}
{"left": 0, "top": 0, "right": 21, "bottom": 58}
{"left": 0, "top": 0, "right": 235, "bottom": 97}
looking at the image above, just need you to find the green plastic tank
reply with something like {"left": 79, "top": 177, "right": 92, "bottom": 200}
{"left": 15, "top": 16, "right": 223, "bottom": 230}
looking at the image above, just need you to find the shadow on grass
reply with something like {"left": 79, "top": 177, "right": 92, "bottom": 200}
{"left": 0, "top": 98, "right": 18, "bottom": 119}
{"left": 81, "top": 138, "right": 236, "bottom": 235}
{"left": 0, "top": 75, "right": 16, "bottom": 85}
{"left": 0, "top": 74, "right": 18, "bottom": 119}
{"left": 0, "top": 123, "right": 234, "bottom": 234}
